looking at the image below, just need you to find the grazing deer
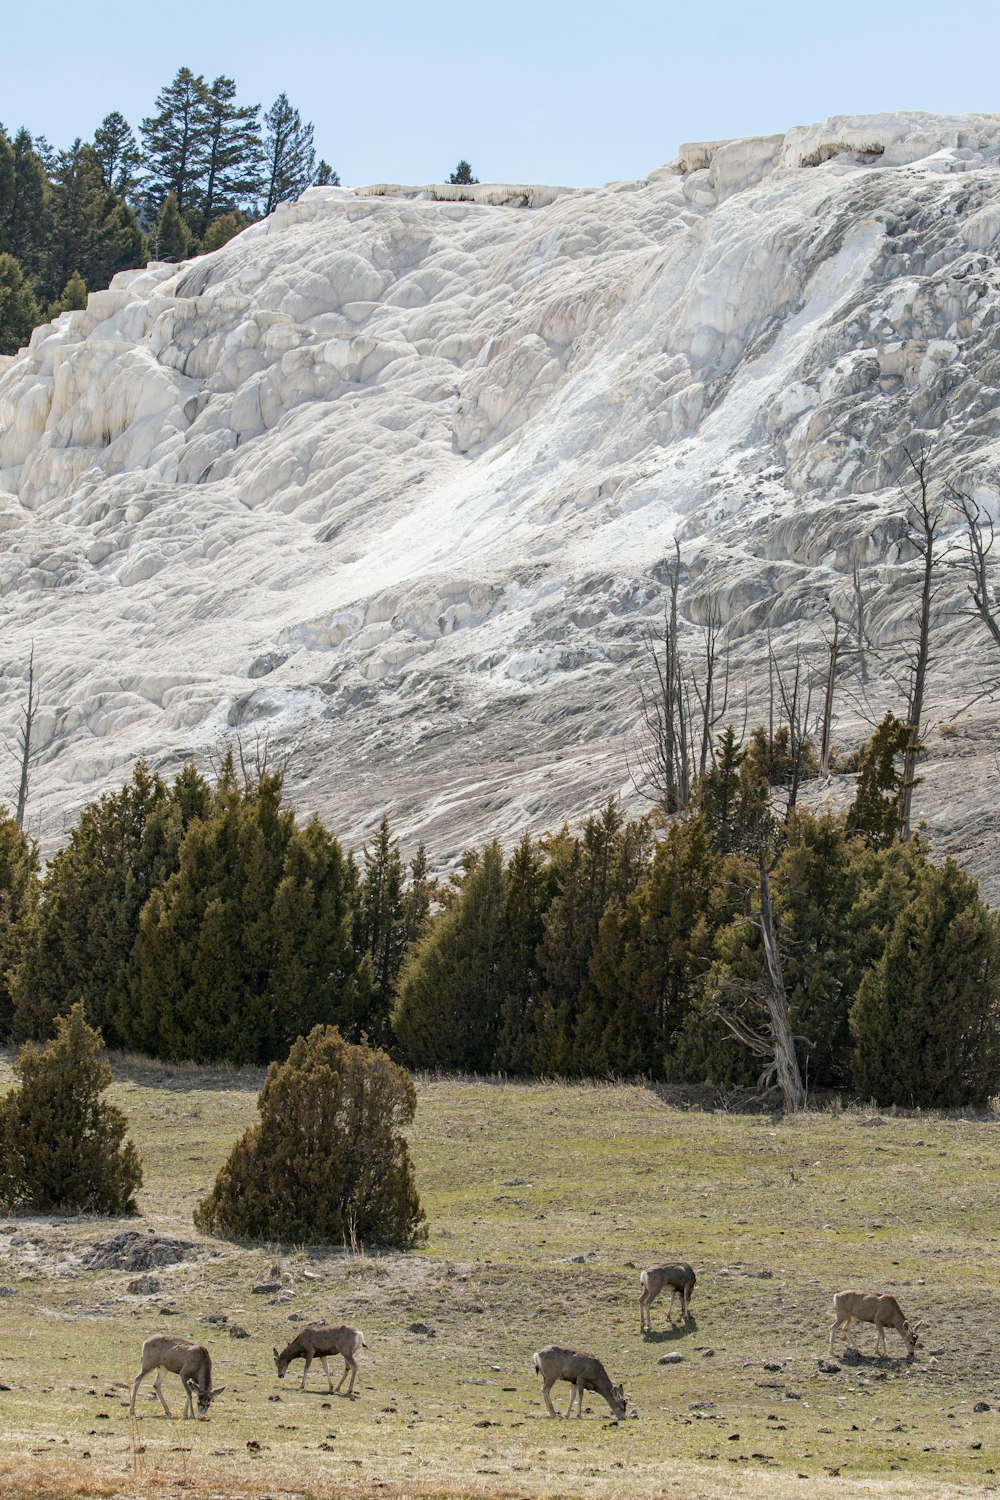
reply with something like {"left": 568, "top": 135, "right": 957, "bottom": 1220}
{"left": 829, "top": 1291, "right": 920, "bottom": 1358}
{"left": 532, "top": 1345, "right": 629, "bottom": 1419}
{"left": 639, "top": 1262, "right": 696, "bottom": 1332}
{"left": 130, "top": 1335, "right": 225, "bottom": 1420}
{"left": 273, "top": 1322, "right": 368, "bottom": 1394}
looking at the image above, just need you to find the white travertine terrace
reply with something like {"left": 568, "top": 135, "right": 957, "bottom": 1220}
{"left": 3, "top": 112, "right": 1000, "bottom": 884}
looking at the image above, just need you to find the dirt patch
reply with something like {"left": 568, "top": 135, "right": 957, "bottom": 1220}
{"left": 81, "top": 1231, "right": 198, "bottom": 1271}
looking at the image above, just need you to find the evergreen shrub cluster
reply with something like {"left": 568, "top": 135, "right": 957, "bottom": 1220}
{"left": 194, "top": 1023, "right": 426, "bottom": 1247}
{"left": 0, "top": 1003, "right": 142, "bottom": 1214}
{"left": 2, "top": 712, "right": 999, "bottom": 1112}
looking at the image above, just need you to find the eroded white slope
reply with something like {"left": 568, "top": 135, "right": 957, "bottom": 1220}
{"left": 4, "top": 112, "right": 1000, "bottom": 882}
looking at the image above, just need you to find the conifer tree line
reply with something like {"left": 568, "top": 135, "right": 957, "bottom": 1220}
{"left": 0, "top": 68, "right": 337, "bottom": 354}
{"left": 2, "top": 715, "right": 999, "bottom": 1109}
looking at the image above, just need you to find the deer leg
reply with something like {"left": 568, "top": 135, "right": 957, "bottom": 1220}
{"left": 129, "top": 1368, "right": 146, "bottom": 1415}
{"left": 300, "top": 1353, "right": 313, "bottom": 1391}
{"left": 337, "top": 1354, "right": 357, "bottom": 1395}
{"left": 829, "top": 1316, "right": 846, "bottom": 1355}
{"left": 568, "top": 1379, "right": 584, "bottom": 1417}
{"left": 643, "top": 1285, "right": 659, "bottom": 1332}
{"left": 182, "top": 1377, "right": 198, "bottom": 1419}
{"left": 667, "top": 1287, "right": 679, "bottom": 1321}
{"left": 153, "top": 1370, "right": 173, "bottom": 1418}
{"left": 541, "top": 1380, "right": 558, "bottom": 1417}
{"left": 875, "top": 1323, "right": 887, "bottom": 1357}
{"left": 639, "top": 1288, "right": 648, "bottom": 1333}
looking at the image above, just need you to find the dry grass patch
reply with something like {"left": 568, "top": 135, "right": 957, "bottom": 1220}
{"left": 1, "top": 1056, "right": 998, "bottom": 1498}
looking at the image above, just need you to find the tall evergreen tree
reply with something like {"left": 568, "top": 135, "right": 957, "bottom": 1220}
{"left": 493, "top": 835, "right": 552, "bottom": 1073}
{"left": 140, "top": 67, "right": 210, "bottom": 222}
{"left": 0, "top": 806, "right": 39, "bottom": 1040}
{"left": 0, "top": 130, "right": 52, "bottom": 284}
{"left": 0, "top": 252, "right": 40, "bottom": 355}
{"left": 197, "top": 75, "right": 262, "bottom": 234}
{"left": 532, "top": 802, "right": 649, "bottom": 1074}
{"left": 315, "top": 160, "right": 340, "bottom": 186}
{"left": 393, "top": 841, "right": 506, "bottom": 1071}
{"left": 261, "top": 93, "right": 315, "bottom": 214}
{"left": 48, "top": 140, "right": 145, "bottom": 300}
{"left": 850, "top": 859, "right": 1000, "bottom": 1106}
{"left": 154, "top": 193, "right": 192, "bottom": 262}
{"left": 358, "top": 816, "right": 407, "bottom": 1047}
{"left": 449, "top": 160, "right": 478, "bottom": 185}
{"left": 93, "top": 112, "right": 143, "bottom": 202}
{"left": 131, "top": 769, "right": 369, "bottom": 1063}
{"left": 11, "top": 761, "right": 210, "bottom": 1044}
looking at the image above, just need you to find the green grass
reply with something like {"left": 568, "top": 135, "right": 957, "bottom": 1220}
{"left": 1, "top": 1055, "right": 998, "bottom": 1499}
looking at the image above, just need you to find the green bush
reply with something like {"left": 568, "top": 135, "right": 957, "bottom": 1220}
{"left": 0, "top": 1003, "right": 142, "bottom": 1213}
{"left": 194, "top": 1024, "right": 426, "bottom": 1248}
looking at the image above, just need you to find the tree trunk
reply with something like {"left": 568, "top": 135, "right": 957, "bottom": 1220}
{"left": 758, "top": 855, "right": 805, "bottom": 1111}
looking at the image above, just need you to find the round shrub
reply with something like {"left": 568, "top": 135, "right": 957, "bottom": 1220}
{"left": 0, "top": 1002, "right": 143, "bottom": 1213}
{"left": 194, "top": 1024, "right": 426, "bottom": 1248}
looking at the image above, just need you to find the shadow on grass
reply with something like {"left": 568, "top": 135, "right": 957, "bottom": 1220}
{"left": 642, "top": 1316, "right": 698, "bottom": 1342}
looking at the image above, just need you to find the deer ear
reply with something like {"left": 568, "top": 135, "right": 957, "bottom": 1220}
{"left": 210, "top": 1385, "right": 226, "bottom": 1397}
{"left": 273, "top": 1348, "right": 279, "bottom": 1358}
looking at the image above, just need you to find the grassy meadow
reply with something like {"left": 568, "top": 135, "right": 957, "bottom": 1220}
{"left": 0, "top": 1053, "right": 998, "bottom": 1499}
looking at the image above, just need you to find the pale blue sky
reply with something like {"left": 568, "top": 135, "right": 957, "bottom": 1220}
{"left": 6, "top": 0, "right": 1000, "bottom": 187}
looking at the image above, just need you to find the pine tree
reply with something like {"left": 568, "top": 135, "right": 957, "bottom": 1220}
{"left": 261, "top": 93, "right": 316, "bottom": 215}
{"left": 154, "top": 193, "right": 192, "bottom": 262}
{"left": 358, "top": 816, "right": 407, "bottom": 1047}
{"left": 0, "top": 130, "right": 53, "bottom": 285}
{"left": 493, "top": 835, "right": 551, "bottom": 1073}
{"left": 771, "top": 811, "right": 868, "bottom": 1090}
{"left": 0, "top": 806, "right": 39, "bottom": 1039}
{"left": 532, "top": 802, "right": 649, "bottom": 1074}
{"left": 47, "top": 269, "right": 88, "bottom": 319}
{"left": 197, "top": 76, "right": 262, "bottom": 234}
{"left": 131, "top": 770, "right": 369, "bottom": 1063}
{"left": 393, "top": 841, "right": 506, "bottom": 1071}
{"left": 847, "top": 712, "right": 911, "bottom": 848}
{"left": 315, "top": 160, "right": 340, "bottom": 186}
{"left": 449, "top": 160, "right": 478, "bottom": 185}
{"left": 140, "top": 67, "right": 210, "bottom": 223}
{"left": 93, "top": 112, "right": 142, "bottom": 202}
{"left": 850, "top": 859, "right": 1000, "bottom": 1106}
{"left": 199, "top": 210, "right": 248, "bottom": 253}
{"left": 11, "top": 762, "right": 208, "bottom": 1045}
{"left": 0, "top": 1003, "right": 143, "bottom": 1214}
{"left": 194, "top": 1024, "right": 425, "bottom": 1247}
{"left": 48, "top": 141, "right": 145, "bottom": 299}
{"left": 0, "top": 252, "right": 41, "bottom": 355}
{"left": 595, "top": 814, "right": 721, "bottom": 1078}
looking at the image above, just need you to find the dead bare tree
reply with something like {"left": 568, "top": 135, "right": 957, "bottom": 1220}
{"left": 819, "top": 613, "right": 841, "bottom": 777}
{"left": 7, "top": 648, "right": 39, "bottom": 833}
{"left": 630, "top": 544, "right": 729, "bottom": 813}
{"left": 766, "top": 637, "right": 816, "bottom": 815}
{"left": 709, "top": 779, "right": 807, "bottom": 1113}
{"left": 949, "top": 483, "right": 1000, "bottom": 659}
{"left": 897, "top": 448, "right": 947, "bottom": 838}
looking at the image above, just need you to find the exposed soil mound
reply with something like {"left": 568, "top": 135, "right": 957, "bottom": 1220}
{"left": 82, "top": 1231, "right": 196, "bottom": 1271}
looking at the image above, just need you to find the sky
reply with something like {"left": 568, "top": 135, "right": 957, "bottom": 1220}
{"left": 5, "top": 0, "right": 1000, "bottom": 189}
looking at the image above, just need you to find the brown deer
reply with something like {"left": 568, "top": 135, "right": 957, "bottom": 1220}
{"left": 273, "top": 1322, "right": 368, "bottom": 1394}
{"left": 129, "top": 1335, "right": 225, "bottom": 1419}
{"left": 532, "top": 1345, "right": 629, "bottom": 1419}
{"left": 639, "top": 1262, "right": 696, "bottom": 1332}
{"left": 829, "top": 1291, "right": 920, "bottom": 1358}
